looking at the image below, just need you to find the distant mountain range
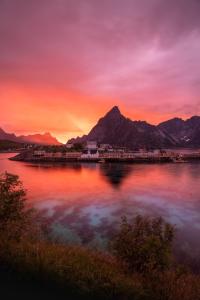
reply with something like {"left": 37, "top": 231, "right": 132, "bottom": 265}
{"left": 0, "top": 128, "right": 61, "bottom": 145}
{"left": 68, "top": 106, "right": 200, "bottom": 149}
{"left": 1, "top": 106, "right": 199, "bottom": 148}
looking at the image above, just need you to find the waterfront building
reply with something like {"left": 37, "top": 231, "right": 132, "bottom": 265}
{"left": 66, "top": 142, "right": 74, "bottom": 149}
{"left": 80, "top": 141, "right": 99, "bottom": 159}
{"left": 33, "top": 150, "right": 46, "bottom": 157}
{"left": 98, "top": 144, "right": 112, "bottom": 151}
{"left": 65, "top": 152, "right": 81, "bottom": 159}
{"left": 81, "top": 149, "right": 99, "bottom": 159}
{"left": 86, "top": 141, "right": 98, "bottom": 150}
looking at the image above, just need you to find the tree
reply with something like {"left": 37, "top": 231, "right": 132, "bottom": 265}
{"left": 0, "top": 172, "right": 37, "bottom": 241}
{"left": 73, "top": 143, "right": 83, "bottom": 151}
{"left": 111, "top": 215, "right": 175, "bottom": 273}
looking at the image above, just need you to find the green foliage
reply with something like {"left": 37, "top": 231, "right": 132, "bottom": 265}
{"left": 111, "top": 215, "right": 175, "bottom": 273}
{"left": 73, "top": 143, "right": 84, "bottom": 151}
{"left": 34, "top": 143, "right": 83, "bottom": 153}
{"left": 0, "top": 172, "right": 38, "bottom": 241}
{"left": 37, "top": 145, "right": 67, "bottom": 153}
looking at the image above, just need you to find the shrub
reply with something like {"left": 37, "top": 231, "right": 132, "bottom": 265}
{"left": 111, "top": 215, "right": 175, "bottom": 273}
{"left": 144, "top": 269, "right": 200, "bottom": 300}
{"left": 0, "top": 172, "right": 39, "bottom": 242}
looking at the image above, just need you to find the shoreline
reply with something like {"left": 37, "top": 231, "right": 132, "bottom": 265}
{"left": 7, "top": 148, "right": 200, "bottom": 164}
{"left": 9, "top": 156, "right": 200, "bottom": 164}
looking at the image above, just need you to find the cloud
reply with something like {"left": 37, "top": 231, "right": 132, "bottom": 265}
{"left": 0, "top": 0, "right": 200, "bottom": 138}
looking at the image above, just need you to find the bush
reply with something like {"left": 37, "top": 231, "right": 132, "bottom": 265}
{"left": 111, "top": 215, "right": 175, "bottom": 273}
{"left": 0, "top": 172, "right": 40, "bottom": 242}
{"left": 144, "top": 269, "right": 200, "bottom": 300}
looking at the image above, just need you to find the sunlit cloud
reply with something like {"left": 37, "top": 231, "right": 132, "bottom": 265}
{"left": 0, "top": 0, "right": 200, "bottom": 142}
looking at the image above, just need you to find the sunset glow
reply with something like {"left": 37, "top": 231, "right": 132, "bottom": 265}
{"left": 1, "top": 0, "right": 200, "bottom": 143}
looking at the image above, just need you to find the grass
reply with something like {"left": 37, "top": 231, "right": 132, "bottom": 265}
{"left": 1, "top": 238, "right": 200, "bottom": 300}
{"left": 0, "top": 239, "right": 145, "bottom": 300}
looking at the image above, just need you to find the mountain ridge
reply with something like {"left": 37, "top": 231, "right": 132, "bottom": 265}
{"left": 68, "top": 106, "right": 200, "bottom": 149}
{"left": 0, "top": 128, "right": 61, "bottom": 145}
{"left": 1, "top": 106, "right": 199, "bottom": 148}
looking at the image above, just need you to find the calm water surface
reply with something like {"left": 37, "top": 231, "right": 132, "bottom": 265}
{"left": 1, "top": 153, "right": 200, "bottom": 257}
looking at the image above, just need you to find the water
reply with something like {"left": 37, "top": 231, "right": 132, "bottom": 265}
{"left": 1, "top": 153, "right": 200, "bottom": 258}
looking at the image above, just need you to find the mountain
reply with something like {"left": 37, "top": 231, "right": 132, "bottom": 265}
{"left": 19, "top": 132, "right": 61, "bottom": 145}
{"left": 158, "top": 116, "right": 200, "bottom": 147}
{"left": 0, "top": 128, "right": 61, "bottom": 145}
{"left": 0, "top": 128, "right": 19, "bottom": 142}
{"left": 68, "top": 106, "right": 179, "bottom": 149}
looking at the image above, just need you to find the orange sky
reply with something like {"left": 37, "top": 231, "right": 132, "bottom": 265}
{"left": 1, "top": 83, "right": 190, "bottom": 143}
{"left": 0, "top": 0, "right": 200, "bottom": 143}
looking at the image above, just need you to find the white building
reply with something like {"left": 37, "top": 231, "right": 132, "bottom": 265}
{"left": 81, "top": 149, "right": 99, "bottom": 159}
{"left": 80, "top": 141, "right": 99, "bottom": 159}
{"left": 81, "top": 150, "right": 99, "bottom": 159}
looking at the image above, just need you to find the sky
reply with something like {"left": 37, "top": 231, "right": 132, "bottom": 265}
{"left": 0, "top": 0, "right": 200, "bottom": 143}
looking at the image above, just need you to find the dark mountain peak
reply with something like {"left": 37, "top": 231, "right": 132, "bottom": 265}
{"left": 186, "top": 115, "right": 200, "bottom": 127}
{"left": 159, "top": 117, "right": 183, "bottom": 126}
{"left": 65, "top": 107, "right": 200, "bottom": 149}
{"left": 172, "top": 117, "right": 183, "bottom": 122}
{"left": 187, "top": 115, "right": 200, "bottom": 122}
{"left": 105, "top": 106, "right": 121, "bottom": 117}
{"left": 190, "top": 115, "right": 199, "bottom": 119}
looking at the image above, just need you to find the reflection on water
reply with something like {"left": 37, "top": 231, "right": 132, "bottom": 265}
{"left": 26, "top": 162, "right": 83, "bottom": 172}
{"left": 100, "top": 163, "right": 133, "bottom": 188}
{"left": 0, "top": 153, "right": 200, "bottom": 257}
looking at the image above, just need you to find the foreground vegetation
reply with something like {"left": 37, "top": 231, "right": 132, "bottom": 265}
{"left": 34, "top": 142, "right": 84, "bottom": 153}
{"left": 0, "top": 172, "right": 200, "bottom": 299}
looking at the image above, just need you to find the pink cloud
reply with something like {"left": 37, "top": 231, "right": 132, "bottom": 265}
{"left": 0, "top": 0, "right": 200, "bottom": 140}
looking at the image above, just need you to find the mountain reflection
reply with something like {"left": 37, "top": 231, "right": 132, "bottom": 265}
{"left": 26, "top": 162, "right": 134, "bottom": 188}
{"left": 99, "top": 163, "right": 133, "bottom": 188}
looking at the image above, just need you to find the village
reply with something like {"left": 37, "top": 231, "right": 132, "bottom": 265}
{"left": 10, "top": 140, "right": 200, "bottom": 163}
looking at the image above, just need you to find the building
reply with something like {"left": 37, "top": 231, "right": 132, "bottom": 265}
{"left": 81, "top": 149, "right": 99, "bottom": 159}
{"left": 65, "top": 152, "right": 81, "bottom": 159}
{"left": 101, "top": 151, "right": 135, "bottom": 159}
{"left": 33, "top": 150, "right": 46, "bottom": 157}
{"left": 98, "top": 144, "right": 112, "bottom": 151}
{"left": 66, "top": 142, "right": 74, "bottom": 149}
{"left": 86, "top": 141, "right": 97, "bottom": 150}
{"left": 81, "top": 141, "right": 99, "bottom": 159}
